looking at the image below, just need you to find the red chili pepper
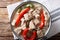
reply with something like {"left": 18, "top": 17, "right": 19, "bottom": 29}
{"left": 22, "top": 28, "right": 36, "bottom": 40}
{"left": 15, "top": 7, "right": 30, "bottom": 27}
{"left": 40, "top": 9, "right": 45, "bottom": 29}
{"left": 22, "top": 28, "right": 29, "bottom": 40}
{"left": 30, "top": 31, "right": 36, "bottom": 40}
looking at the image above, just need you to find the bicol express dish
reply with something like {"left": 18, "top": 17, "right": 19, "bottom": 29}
{"left": 11, "top": 2, "right": 50, "bottom": 40}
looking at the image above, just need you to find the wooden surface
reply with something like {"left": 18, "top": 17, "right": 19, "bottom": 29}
{"left": 0, "top": 0, "right": 60, "bottom": 40}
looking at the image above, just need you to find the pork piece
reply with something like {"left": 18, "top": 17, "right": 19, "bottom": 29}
{"left": 32, "top": 9, "right": 40, "bottom": 18}
{"left": 28, "top": 13, "right": 34, "bottom": 20}
{"left": 14, "top": 27, "right": 22, "bottom": 35}
{"left": 44, "top": 11, "right": 49, "bottom": 26}
{"left": 14, "top": 22, "right": 26, "bottom": 35}
{"left": 34, "top": 9, "right": 40, "bottom": 14}
{"left": 28, "top": 9, "right": 34, "bottom": 21}
{"left": 21, "top": 17, "right": 25, "bottom": 26}
{"left": 36, "top": 7, "right": 41, "bottom": 11}
{"left": 33, "top": 3, "right": 41, "bottom": 8}
{"left": 44, "top": 11, "right": 49, "bottom": 21}
{"left": 24, "top": 13, "right": 29, "bottom": 21}
{"left": 45, "top": 20, "right": 49, "bottom": 27}
{"left": 28, "top": 9, "right": 34, "bottom": 13}
{"left": 21, "top": 23, "right": 26, "bottom": 30}
{"left": 11, "top": 19, "right": 16, "bottom": 26}
{"left": 29, "top": 20, "right": 36, "bottom": 30}
{"left": 42, "top": 26, "right": 48, "bottom": 35}
{"left": 37, "top": 30, "right": 44, "bottom": 38}
{"left": 24, "top": 12, "right": 33, "bottom": 21}
{"left": 33, "top": 19, "right": 40, "bottom": 25}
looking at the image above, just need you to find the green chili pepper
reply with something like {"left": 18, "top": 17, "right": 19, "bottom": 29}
{"left": 17, "top": 8, "right": 22, "bottom": 13}
{"left": 21, "top": 3, "right": 34, "bottom": 9}
{"left": 17, "top": 3, "right": 34, "bottom": 13}
{"left": 25, "top": 3, "right": 34, "bottom": 8}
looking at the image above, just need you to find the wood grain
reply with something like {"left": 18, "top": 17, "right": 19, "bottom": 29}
{"left": 0, "top": 8, "right": 13, "bottom": 37}
{"left": 0, "top": 37, "right": 13, "bottom": 40}
{"left": 0, "top": 0, "right": 21, "bottom": 40}
{"left": 0, "top": 0, "right": 22, "bottom": 7}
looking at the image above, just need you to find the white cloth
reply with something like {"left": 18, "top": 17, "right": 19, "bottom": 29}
{"left": 7, "top": 0, "right": 60, "bottom": 39}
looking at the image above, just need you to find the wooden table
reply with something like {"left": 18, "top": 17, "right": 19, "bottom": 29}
{"left": 0, "top": 0, "right": 60, "bottom": 40}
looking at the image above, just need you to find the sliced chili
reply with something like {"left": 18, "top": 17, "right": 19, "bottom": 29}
{"left": 30, "top": 31, "right": 37, "bottom": 40}
{"left": 39, "top": 9, "right": 45, "bottom": 29}
{"left": 15, "top": 7, "right": 30, "bottom": 27}
{"left": 22, "top": 28, "right": 36, "bottom": 40}
{"left": 22, "top": 28, "right": 29, "bottom": 40}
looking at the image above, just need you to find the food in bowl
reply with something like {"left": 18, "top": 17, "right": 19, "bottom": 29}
{"left": 11, "top": 2, "right": 49, "bottom": 40}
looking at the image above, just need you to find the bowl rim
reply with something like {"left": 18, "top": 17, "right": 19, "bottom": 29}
{"left": 10, "top": 1, "right": 51, "bottom": 39}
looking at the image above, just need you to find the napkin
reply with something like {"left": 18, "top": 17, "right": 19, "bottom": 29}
{"left": 7, "top": 0, "right": 60, "bottom": 39}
